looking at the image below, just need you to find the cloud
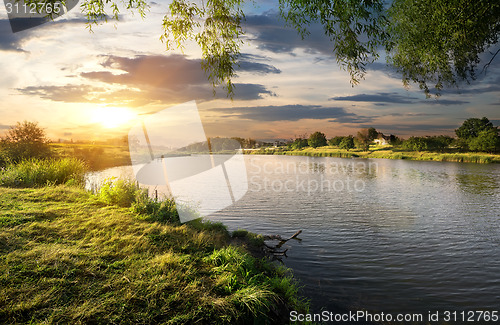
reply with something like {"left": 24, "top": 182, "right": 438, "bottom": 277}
{"left": 237, "top": 55, "right": 281, "bottom": 74}
{"left": 17, "top": 54, "right": 276, "bottom": 104}
{"left": 82, "top": 54, "right": 280, "bottom": 87}
{"left": 0, "top": 19, "right": 28, "bottom": 52}
{"left": 243, "top": 14, "right": 332, "bottom": 55}
{"left": 330, "top": 92, "right": 469, "bottom": 106}
{"left": 366, "top": 123, "right": 459, "bottom": 134}
{"left": 419, "top": 98, "right": 469, "bottom": 105}
{"left": 330, "top": 92, "right": 419, "bottom": 104}
{"left": 18, "top": 85, "right": 107, "bottom": 102}
{"left": 209, "top": 104, "right": 373, "bottom": 123}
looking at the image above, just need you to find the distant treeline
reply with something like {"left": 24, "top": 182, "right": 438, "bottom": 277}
{"left": 282, "top": 117, "right": 500, "bottom": 153}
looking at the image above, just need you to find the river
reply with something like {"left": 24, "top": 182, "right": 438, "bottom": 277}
{"left": 86, "top": 155, "right": 500, "bottom": 320}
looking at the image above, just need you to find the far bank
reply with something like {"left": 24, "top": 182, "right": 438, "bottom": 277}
{"left": 246, "top": 146, "right": 500, "bottom": 164}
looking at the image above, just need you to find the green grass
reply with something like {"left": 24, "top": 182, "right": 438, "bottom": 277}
{"left": 0, "top": 184, "right": 308, "bottom": 324}
{"left": 249, "top": 146, "right": 500, "bottom": 163}
{"left": 0, "top": 158, "right": 87, "bottom": 187}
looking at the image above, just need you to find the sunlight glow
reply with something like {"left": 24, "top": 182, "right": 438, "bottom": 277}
{"left": 92, "top": 107, "right": 137, "bottom": 128}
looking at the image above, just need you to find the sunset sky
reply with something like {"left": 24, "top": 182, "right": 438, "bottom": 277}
{"left": 1, "top": 0, "right": 499, "bottom": 141}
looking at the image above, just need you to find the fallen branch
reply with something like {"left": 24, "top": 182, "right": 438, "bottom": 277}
{"left": 262, "top": 230, "right": 302, "bottom": 259}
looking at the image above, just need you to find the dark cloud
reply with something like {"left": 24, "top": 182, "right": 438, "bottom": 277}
{"left": 0, "top": 19, "right": 27, "bottom": 52}
{"left": 419, "top": 98, "right": 469, "bottom": 105}
{"left": 243, "top": 14, "right": 332, "bottom": 55}
{"left": 237, "top": 60, "right": 281, "bottom": 74}
{"left": 209, "top": 104, "right": 373, "bottom": 123}
{"left": 330, "top": 92, "right": 469, "bottom": 106}
{"left": 330, "top": 92, "right": 419, "bottom": 104}
{"left": 387, "top": 113, "right": 443, "bottom": 117}
{"left": 366, "top": 123, "right": 459, "bottom": 134}
{"left": 0, "top": 124, "right": 11, "bottom": 130}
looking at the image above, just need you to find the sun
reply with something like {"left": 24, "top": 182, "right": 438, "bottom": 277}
{"left": 92, "top": 107, "right": 137, "bottom": 128}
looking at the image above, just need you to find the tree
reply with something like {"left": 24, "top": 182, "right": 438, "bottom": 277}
{"left": 0, "top": 121, "right": 52, "bottom": 163}
{"left": 289, "top": 138, "right": 309, "bottom": 150}
{"left": 402, "top": 137, "right": 428, "bottom": 151}
{"left": 355, "top": 128, "right": 372, "bottom": 151}
{"left": 328, "top": 136, "right": 344, "bottom": 147}
{"left": 339, "top": 136, "right": 355, "bottom": 151}
{"left": 468, "top": 129, "right": 500, "bottom": 152}
{"left": 388, "top": 134, "right": 402, "bottom": 146}
{"left": 308, "top": 132, "right": 327, "bottom": 148}
{"left": 66, "top": 0, "right": 499, "bottom": 96}
{"left": 456, "top": 117, "right": 496, "bottom": 140}
{"left": 367, "top": 128, "right": 379, "bottom": 141}
{"left": 426, "top": 135, "right": 454, "bottom": 152}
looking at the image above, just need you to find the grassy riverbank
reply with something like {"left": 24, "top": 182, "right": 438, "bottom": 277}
{"left": 0, "top": 161, "right": 308, "bottom": 324}
{"left": 250, "top": 146, "right": 500, "bottom": 164}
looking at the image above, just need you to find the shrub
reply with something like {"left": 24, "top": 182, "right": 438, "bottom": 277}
{"left": 98, "top": 178, "right": 138, "bottom": 207}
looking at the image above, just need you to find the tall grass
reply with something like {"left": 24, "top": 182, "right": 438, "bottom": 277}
{"left": 0, "top": 157, "right": 87, "bottom": 187}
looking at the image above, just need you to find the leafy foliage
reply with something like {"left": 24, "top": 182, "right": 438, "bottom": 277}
{"left": 328, "top": 136, "right": 344, "bottom": 146}
{"left": 455, "top": 117, "right": 496, "bottom": 139}
{"left": 308, "top": 131, "right": 327, "bottom": 148}
{"left": 339, "top": 135, "right": 355, "bottom": 150}
{"left": 386, "top": 0, "right": 500, "bottom": 96}
{"left": 98, "top": 178, "right": 139, "bottom": 207}
{"left": 279, "top": 0, "right": 387, "bottom": 86}
{"left": 0, "top": 121, "right": 52, "bottom": 164}
{"left": 402, "top": 136, "right": 454, "bottom": 152}
{"left": 468, "top": 129, "right": 500, "bottom": 152}
{"left": 355, "top": 128, "right": 378, "bottom": 150}
{"left": 161, "top": 0, "right": 245, "bottom": 95}
{"left": 289, "top": 137, "right": 309, "bottom": 150}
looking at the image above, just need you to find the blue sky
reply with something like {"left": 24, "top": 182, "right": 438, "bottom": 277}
{"left": 0, "top": 0, "right": 499, "bottom": 141}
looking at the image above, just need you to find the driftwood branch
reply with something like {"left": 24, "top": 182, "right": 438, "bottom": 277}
{"left": 262, "top": 230, "right": 302, "bottom": 261}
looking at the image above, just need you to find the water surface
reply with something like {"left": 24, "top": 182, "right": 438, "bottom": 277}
{"left": 88, "top": 156, "right": 500, "bottom": 317}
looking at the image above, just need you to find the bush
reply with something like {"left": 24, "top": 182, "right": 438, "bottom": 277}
{"left": 98, "top": 178, "right": 139, "bottom": 207}
{"left": 0, "top": 158, "right": 87, "bottom": 187}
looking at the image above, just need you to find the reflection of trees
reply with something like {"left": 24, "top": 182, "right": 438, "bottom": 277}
{"left": 455, "top": 172, "right": 499, "bottom": 195}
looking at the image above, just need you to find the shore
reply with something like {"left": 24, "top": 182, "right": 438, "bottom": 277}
{"left": 0, "top": 185, "right": 309, "bottom": 324}
{"left": 247, "top": 146, "right": 500, "bottom": 164}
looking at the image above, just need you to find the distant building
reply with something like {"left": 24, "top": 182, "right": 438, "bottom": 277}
{"left": 373, "top": 134, "right": 391, "bottom": 146}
